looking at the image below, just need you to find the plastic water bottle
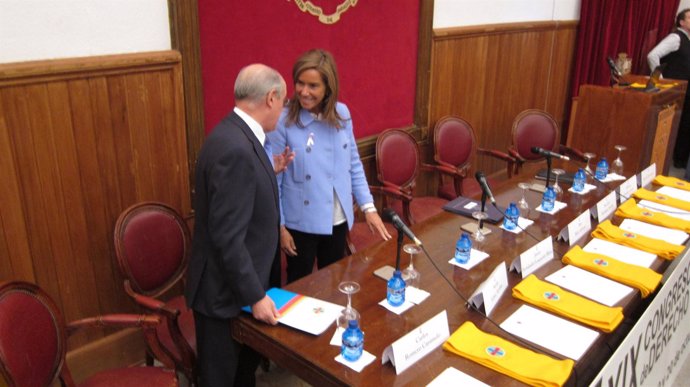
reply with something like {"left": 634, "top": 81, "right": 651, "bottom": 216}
{"left": 572, "top": 168, "right": 586, "bottom": 192}
{"left": 595, "top": 157, "right": 609, "bottom": 180}
{"left": 503, "top": 202, "right": 519, "bottom": 230}
{"left": 341, "top": 319, "right": 364, "bottom": 362}
{"left": 454, "top": 232, "right": 472, "bottom": 264}
{"left": 541, "top": 186, "right": 556, "bottom": 211}
{"left": 386, "top": 270, "right": 406, "bottom": 307}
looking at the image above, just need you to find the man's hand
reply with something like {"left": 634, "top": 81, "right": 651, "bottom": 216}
{"left": 252, "top": 295, "right": 280, "bottom": 325}
{"left": 273, "top": 146, "right": 295, "bottom": 174}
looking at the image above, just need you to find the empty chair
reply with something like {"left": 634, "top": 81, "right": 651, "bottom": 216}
{"left": 0, "top": 280, "right": 178, "bottom": 387}
{"left": 113, "top": 202, "right": 195, "bottom": 384}
{"left": 507, "top": 109, "right": 585, "bottom": 177}
{"left": 370, "top": 129, "right": 447, "bottom": 225}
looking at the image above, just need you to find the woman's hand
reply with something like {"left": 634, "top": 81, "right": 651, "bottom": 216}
{"left": 280, "top": 226, "right": 298, "bottom": 256}
{"left": 365, "top": 211, "right": 392, "bottom": 241}
{"left": 273, "top": 146, "right": 296, "bottom": 174}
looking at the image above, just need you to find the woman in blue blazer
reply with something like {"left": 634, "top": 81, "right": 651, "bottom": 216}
{"left": 269, "top": 49, "right": 391, "bottom": 283}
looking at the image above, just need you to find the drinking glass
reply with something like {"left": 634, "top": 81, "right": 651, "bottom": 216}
{"left": 552, "top": 168, "right": 565, "bottom": 195}
{"left": 471, "top": 211, "right": 488, "bottom": 242}
{"left": 517, "top": 182, "right": 530, "bottom": 210}
{"left": 612, "top": 145, "right": 627, "bottom": 176}
{"left": 583, "top": 152, "right": 596, "bottom": 182}
{"left": 336, "top": 281, "right": 360, "bottom": 329}
{"left": 402, "top": 244, "right": 421, "bottom": 289}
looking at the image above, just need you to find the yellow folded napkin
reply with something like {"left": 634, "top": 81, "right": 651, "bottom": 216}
{"left": 591, "top": 220, "right": 684, "bottom": 260}
{"left": 443, "top": 321, "right": 574, "bottom": 387}
{"left": 653, "top": 175, "right": 690, "bottom": 192}
{"left": 562, "top": 246, "right": 662, "bottom": 298}
{"left": 615, "top": 198, "right": 690, "bottom": 233}
{"left": 512, "top": 275, "right": 623, "bottom": 333}
{"left": 633, "top": 187, "right": 690, "bottom": 212}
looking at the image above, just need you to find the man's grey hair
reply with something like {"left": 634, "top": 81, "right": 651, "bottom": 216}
{"left": 234, "top": 64, "right": 285, "bottom": 103}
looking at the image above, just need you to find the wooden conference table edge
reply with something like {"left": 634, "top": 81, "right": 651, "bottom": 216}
{"left": 232, "top": 163, "right": 676, "bottom": 387}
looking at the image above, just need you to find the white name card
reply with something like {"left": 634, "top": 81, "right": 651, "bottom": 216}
{"left": 558, "top": 210, "right": 592, "bottom": 246}
{"left": 382, "top": 310, "right": 450, "bottom": 375}
{"left": 510, "top": 236, "right": 554, "bottom": 278}
{"left": 639, "top": 163, "right": 657, "bottom": 188}
{"left": 468, "top": 262, "right": 509, "bottom": 316}
{"left": 591, "top": 191, "right": 617, "bottom": 221}
{"left": 618, "top": 175, "right": 638, "bottom": 203}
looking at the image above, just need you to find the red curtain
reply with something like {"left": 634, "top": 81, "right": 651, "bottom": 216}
{"left": 571, "top": 0, "right": 679, "bottom": 95}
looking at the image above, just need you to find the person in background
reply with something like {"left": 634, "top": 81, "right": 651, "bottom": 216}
{"left": 269, "top": 49, "right": 391, "bottom": 283}
{"left": 648, "top": 8, "right": 690, "bottom": 170}
{"left": 185, "top": 63, "right": 287, "bottom": 387}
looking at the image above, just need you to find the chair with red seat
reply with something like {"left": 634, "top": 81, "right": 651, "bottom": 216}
{"left": 507, "top": 109, "right": 585, "bottom": 177}
{"left": 429, "top": 116, "right": 516, "bottom": 199}
{"left": 113, "top": 202, "right": 195, "bottom": 384}
{"left": 0, "top": 280, "right": 179, "bottom": 387}
{"left": 369, "top": 129, "right": 448, "bottom": 225}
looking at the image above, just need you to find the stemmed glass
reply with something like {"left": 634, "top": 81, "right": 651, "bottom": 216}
{"left": 552, "top": 168, "right": 565, "bottom": 195}
{"left": 517, "top": 182, "right": 530, "bottom": 210}
{"left": 583, "top": 152, "right": 596, "bottom": 182}
{"left": 336, "top": 281, "right": 360, "bottom": 329}
{"left": 471, "top": 211, "right": 488, "bottom": 242}
{"left": 402, "top": 244, "right": 421, "bottom": 289}
{"left": 612, "top": 145, "right": 627, "bottom": 176}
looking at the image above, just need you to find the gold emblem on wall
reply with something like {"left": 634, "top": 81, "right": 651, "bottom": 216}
{"left": 292, "top": 0, "right": 358, "bottom": 24}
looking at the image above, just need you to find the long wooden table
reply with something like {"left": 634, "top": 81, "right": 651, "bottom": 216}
{"left": 232, "top": 163, "right": 674, "bottom": 386}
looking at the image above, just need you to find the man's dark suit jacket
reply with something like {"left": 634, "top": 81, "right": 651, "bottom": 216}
{"left": 185, "top": 111, "right": 280, "bottom": 319}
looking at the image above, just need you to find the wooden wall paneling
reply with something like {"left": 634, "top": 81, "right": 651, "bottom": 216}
{"left": 0, "top": 51, "right": 191, "bottom": 358}
{"left": 428, "top": 21, "right": 578, "bottom": 177}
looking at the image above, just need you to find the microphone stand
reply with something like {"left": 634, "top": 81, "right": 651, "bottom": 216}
{"left": 479, "top": 191, "right": 487, "bottom": 231}
{"left": 395, "top": 229, "right": 404, "bottom": 271}
{"left": 544, "top": 155, "right": 553, "bottom": 190}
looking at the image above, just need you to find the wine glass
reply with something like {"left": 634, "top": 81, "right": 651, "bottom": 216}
{"left": 402, "top": 244, "right": 421, "bottom": 289}
{"left": 583, "top": 152, "right": 596, "bottom": 182}
{"left": 552, "top": 168, "right": 565, "bottom": 195}
{"left": 517, "top": 182, "right": 530, "bottom": 210}
{"left": 336, "top": 281, "right": 360, "bottom": 329}
{"left": 471, "top": 211, "right": 488, "bottom": 242}
{"left": 612, "top": 145, "right": 626, "bottom": 176}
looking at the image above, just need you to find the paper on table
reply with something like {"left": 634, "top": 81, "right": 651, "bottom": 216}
{"left": 276, "top": 294, "right": 343, "bottom": 335}
{"left": 448, "top": 248, "right": 490, "bottom": 270}
{"left": 500, "top": 305, "right": 599, "bottom": 361}
{"left": 619, "top": 218, "right": 689, "bottom": 245}
{"left": 335, "top": 350, "right": 376, "bottom": 372}
{"left": 637, "top": 199, "right": 690, "bottom": 221}
{"left": 379, "top": 298, "right": 415, "bottom": 315}
{"left": 545, "top": 265, "right": 633, "bottom": 307}
{"left": 597, "top": 172, "right": 626, "bottom": 182}
{"left": 426, "top": 367, "right": 491, "bottom": 387}
{"left": 499, "top": 217, "right": 534, "bottom": 234}
{"left": 583, "top": 238, "right": 657, "bottom": 268}
{"left": 406, "top": 286, "right": 430, "bottom": 304}
{"left": 657, "top": 186, "right": 690, "bottom": 202}
{"left": 536, "top": 200, "right": 567, "bottom": 214}
{"left": 568, "top": 183, "right": 597, "bottom": 195}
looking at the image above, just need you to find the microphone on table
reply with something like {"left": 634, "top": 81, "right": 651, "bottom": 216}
{"left": 531, "top": 146, "right": 570, "bottom": 161}
{"left": 382, "top": 208, "right": 422, "bottom": 246}
{"left": 475, "top": 171, "right": 496, "bottom": 204}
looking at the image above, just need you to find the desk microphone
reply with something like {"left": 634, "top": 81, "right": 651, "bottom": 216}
{"left": 531, "top": 147, "right": 570, "bottom": 161}
{"left": 382, "top": 208, "right": 422, "bottom": 246}
{"left": 475, "top": 171, "right": 496, "bottom": 204}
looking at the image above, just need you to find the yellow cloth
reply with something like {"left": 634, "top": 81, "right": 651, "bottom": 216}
{"left": 562, "top": 246, "right": 662, "bottom": 298}
{"left": 591, "top": 220, "right": 684, "bottom": 260}
{"left": 633, "top": 187, "right": 690, "bottom": 212}
{"left": 443, "top": 321, "right": 574, "bottom": 387}
{"left": 615, "top": 198, "right": 690, "bottom": 233}
{"left": 653, "top": 175, "right": 690, "bottom": 192}
{"left": 512, "top": 275, "right": 623, "bottom": 333}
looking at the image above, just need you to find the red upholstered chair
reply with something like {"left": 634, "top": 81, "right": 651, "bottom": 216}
{"left": 370, "top": 129, "right": 448, "bottom": 225}
{"left": 0, "top": 281, "right": 178, "bottom": 387}
{"left": 428, "top": 116, "right": 515, "bottom": 199}
{"left": 507, "top": 109, "right": 585, "bottom": 177}
{"left": 114, "top": 202, "right": 195, "bottom": 384}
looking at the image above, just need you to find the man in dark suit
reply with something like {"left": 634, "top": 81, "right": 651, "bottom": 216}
{"left": 185, "top": 63, "right": 287, "bottom": 387}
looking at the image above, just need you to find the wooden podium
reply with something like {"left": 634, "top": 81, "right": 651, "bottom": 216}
{"left": 567, "top": 76, "right": 687, "bottom": 175}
